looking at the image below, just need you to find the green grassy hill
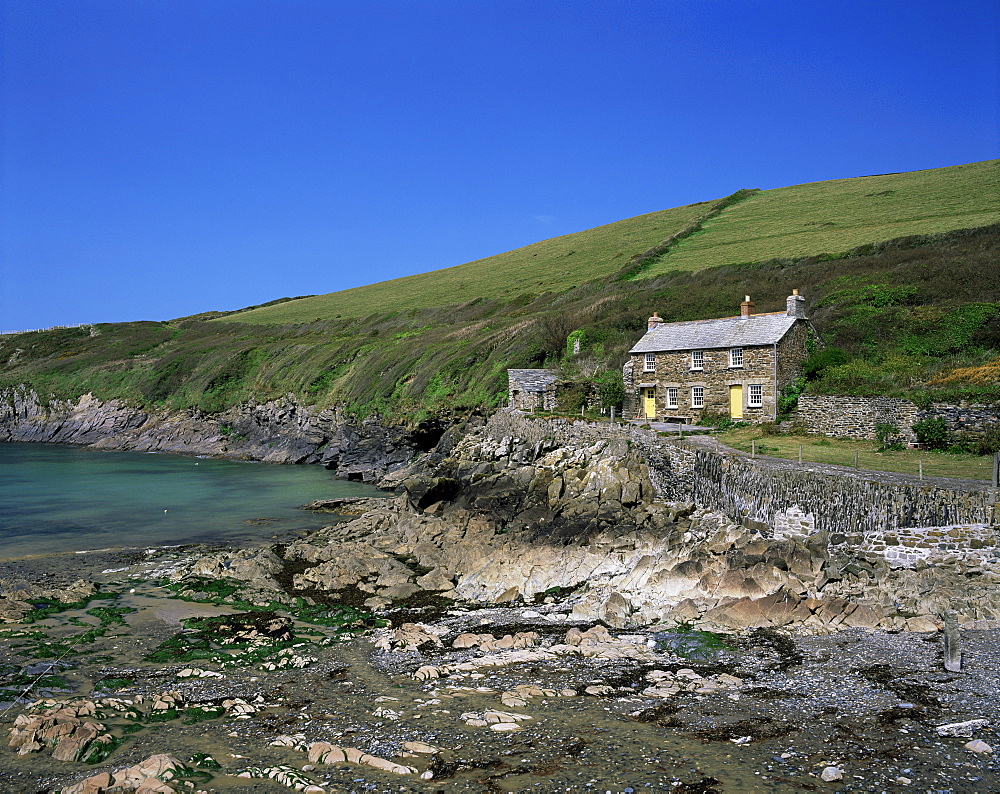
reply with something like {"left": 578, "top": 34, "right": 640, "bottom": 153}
{"left": 638, "top": 160, "right": 1000, "bottom": 277}
{"left": 224, "top": 159, "right": 999, "bottom": 324}
{"left": 2, "top": 161, "right": 998, "bottom": 422}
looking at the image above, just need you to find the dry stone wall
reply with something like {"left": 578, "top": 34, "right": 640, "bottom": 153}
{"left": 796, "top": 394, "right": 999, "bottom": 445}
{"left": 490, "top": 410, "right": 999, "bottom": 568}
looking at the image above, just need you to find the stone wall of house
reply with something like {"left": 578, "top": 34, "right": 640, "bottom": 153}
{"left": 627, "top": 345, "right": 777, "bottom": 422}
{"left": 775, "top": 321, "right": 811, "bottom": 391}
{"left": 622, "top": 362, "right": 636, "bottom": 420}
{"left": 796, "top": 394, "right": 1000, "bottom": 445}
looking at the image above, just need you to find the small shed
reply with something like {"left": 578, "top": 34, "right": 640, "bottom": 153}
{"left": 507, "top": 369, "right": 559, "bottom": 411}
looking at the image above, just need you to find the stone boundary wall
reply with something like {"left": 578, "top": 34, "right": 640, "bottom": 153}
{"left": 846, "top": 524, "right": 996, "bottom": 568}
{"left": 486, "top": 410, "right": 999, "bottom": 564}
{"left": 796, "top": 394, "right": 1000, "bottom": 444}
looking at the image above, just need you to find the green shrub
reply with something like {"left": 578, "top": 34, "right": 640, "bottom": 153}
{"left": 875, "top": 422, "right": 905, "bottom": 451}
{"left": 595, "top": 370, "right": 625, "bottom": 410}
{"left": 802, "top": 347, "right": 848, "bottom": 380}
{"left": 912, "top": 415, "right": 949, "bottom": 449}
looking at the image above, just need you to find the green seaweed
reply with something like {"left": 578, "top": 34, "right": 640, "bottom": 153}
{"left": 189, "top": 753, "right": 222, "bottom": 770}
{"left": 79, "top": 735, "right": 125, "bottom": 764}
{"left": 182, "top": 705, "right": 226, "bottom": 724}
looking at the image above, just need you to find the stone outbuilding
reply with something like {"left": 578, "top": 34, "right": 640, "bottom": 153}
{"left": 624, "top": 291, "right": 814, "bottom": 422}
{"left": 507, "top": 369, "right": 559, "bottom": 411}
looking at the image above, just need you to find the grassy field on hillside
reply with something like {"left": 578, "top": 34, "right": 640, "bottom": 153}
{"left": 224, "top": 201, "right": 711, "bottom": 324}
{"left": 641, "top": 160, "right": 1000, "bottom": 276}
{"left": 716, "top": 426, "right": 996, "bottom": 481}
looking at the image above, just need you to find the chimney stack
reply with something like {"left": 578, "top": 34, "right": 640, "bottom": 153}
{"left": 740, "top": 295, "right": 755, "bottom": 317}
{"left": 786, "top": 288, "right": 806, "bottom": 318}
{"left": 647, "top": 312, "right": 664, "bottom": 331}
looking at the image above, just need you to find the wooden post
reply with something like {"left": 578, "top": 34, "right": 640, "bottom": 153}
{"left": 610, "top": 406, "right": 615, "bottom": 423}
{"left": 751, "top": 440, "right": 755, "bottom": 458}
{"left": 919, "top": 459, "right": 923, "bottom": 480}
{"left": 854, "top": 450, "right": 859, "bottom": 468}
{"left": 943, "top": 611, "right": 962, "bottom": 672}
{"left": 993, "top": 451, "right": 999, "bottom": 488}
{"left": 798, "top": 444, "right": 802, "bottom": 464}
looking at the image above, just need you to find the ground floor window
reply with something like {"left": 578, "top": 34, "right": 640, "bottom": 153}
{"left": 748, "top": 383, "right": 763, "bottom": 407}
{"left": 666, "top": 387, "right": 678, "bottom": 408}
{"left": 691, "top": 386, "right": 704, "bottom": 408}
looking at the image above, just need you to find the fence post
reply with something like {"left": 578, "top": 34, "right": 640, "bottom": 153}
{"left": 751, "top": 440, "right": 755, "bottom": 458}
{"left": 854, "top": 450, "right": 859, "bottom": 468}
{"left": 798, "top": 444, "right": 802, "bottom": 464}
{"left": 993, "top": 451, "right": 999, "bottom": 488}
{"left": 919, "top": 459, "right": 923, "bottom": 480}
{"left": 943, "top": 611, "right": 962, "bottom": 672}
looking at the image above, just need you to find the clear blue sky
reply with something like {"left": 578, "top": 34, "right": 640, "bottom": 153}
{"left": 2, "top": 0, "right": 998, "bottom": 330}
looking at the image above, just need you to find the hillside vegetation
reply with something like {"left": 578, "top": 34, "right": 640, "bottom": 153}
{"left": 2, "top": 162, "right": 998, "bottom": 421}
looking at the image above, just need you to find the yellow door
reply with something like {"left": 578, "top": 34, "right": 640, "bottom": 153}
{"left": 729, "top": 385, "right": 743, "bottom": 418}
{"left": 643, "top": 388, "right": 656, "bottom": 419}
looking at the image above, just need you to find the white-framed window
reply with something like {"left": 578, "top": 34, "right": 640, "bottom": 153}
{"left": 691, "top": 350, "right": 704, "bottom": 370}
{"left": 748, "top": 384, "right": 763, "bottom": 407}
{"left": 666, "top": 387, "right": 678, "bottom": 408}
{"left": 729, "top": 347, "right": 744, "bottom": 368}
{"left": 691, "top": 386, "right": 704, "bottom": 408}
{"left": 643, "top": 353, "right": 656, "bottom": 372}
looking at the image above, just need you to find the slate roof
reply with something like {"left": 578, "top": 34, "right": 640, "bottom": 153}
{"left": 507, "top": 369, "right": 560, "bottom": 392}
{"left": 629, "top": 312, "right": 798, "bottom": 354}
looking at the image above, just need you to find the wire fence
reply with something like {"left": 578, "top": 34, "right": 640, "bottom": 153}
{"left": 720, "top": 438, "right": 1000, "bottom": 484}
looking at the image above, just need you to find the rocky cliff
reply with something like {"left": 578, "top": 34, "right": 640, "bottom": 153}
{"left": 0, "top": 386, "right": 442, "bottom": 481}
{"left": 176, "top": 410, "right": 1000, "bottom": 633}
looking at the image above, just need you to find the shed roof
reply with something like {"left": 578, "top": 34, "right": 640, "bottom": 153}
{"left": 629, "top": 312, "right": 798, "bottom": 354}
{"left": 507, "top": 369, "right": 560, "bottom": 392}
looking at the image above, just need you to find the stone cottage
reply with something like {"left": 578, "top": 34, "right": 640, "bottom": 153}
{"left": 507, "top": 369, "right": 559, "bottom": 411}
{"left": 624, "top": 291, "right": 813, "bottom": 422}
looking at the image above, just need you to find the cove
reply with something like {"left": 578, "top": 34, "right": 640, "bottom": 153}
{"left": 0, "top": 442, "right": 383, "bottom": 560}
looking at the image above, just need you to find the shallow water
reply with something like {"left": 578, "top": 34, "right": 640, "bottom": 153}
{"left": 0, "top": 443, "right": 383, "bottom": 559}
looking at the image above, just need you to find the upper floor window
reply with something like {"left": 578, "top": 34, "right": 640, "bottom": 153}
{"left": 691, "top": 350, "right": 704, "bottom": 370}
{"left": 748, "top": 384, "right": 763, "bottom": 407}
{"left": 643, "top": 353, "right": 656, "bottom": 372}
{"left": 729, "top": 347, "right": 744, "bottom": 368}
{"left": 691, "top": 386, "right": 704, "bottom": 408}
{"left": 666, "top": 387, "right": 678, "bottom": 408}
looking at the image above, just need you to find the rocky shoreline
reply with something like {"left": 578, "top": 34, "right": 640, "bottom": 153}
{"left": 0, "top": 544, "right": 998, "bottom": 792}
{"left": 2, "top": 404, "right": 999, "bottom": 791}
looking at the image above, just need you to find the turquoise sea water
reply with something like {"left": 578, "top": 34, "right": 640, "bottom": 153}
{"left": 0, "top": 443, "right": 383, "bottom": 559}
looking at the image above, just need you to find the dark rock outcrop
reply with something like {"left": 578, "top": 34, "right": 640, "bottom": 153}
{"left": 0, "top": 386, "right": 428, "bottom": 482}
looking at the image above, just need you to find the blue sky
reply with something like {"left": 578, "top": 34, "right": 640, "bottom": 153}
{"left": 2, "top": 0, "right": 998, "bottom": 330}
